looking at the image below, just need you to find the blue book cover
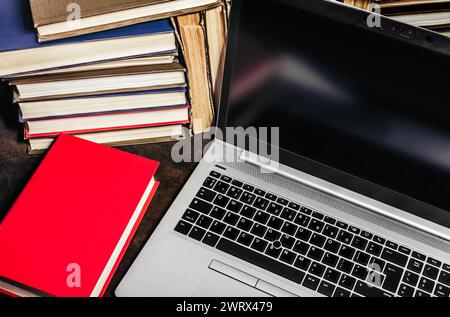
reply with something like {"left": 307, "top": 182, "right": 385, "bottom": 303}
{"left": 0, "top": 0, "right": 174, "bottom": 53}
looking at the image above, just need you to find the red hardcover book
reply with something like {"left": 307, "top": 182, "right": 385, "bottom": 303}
{"left": 0, "top": 134, "right": 159, "bottom": 297}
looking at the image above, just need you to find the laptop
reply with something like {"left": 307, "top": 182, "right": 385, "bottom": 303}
{"left": 116, "top": 0, "right": 450, "bottom": 297}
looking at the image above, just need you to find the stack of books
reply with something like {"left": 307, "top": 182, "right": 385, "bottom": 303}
{"left": 342, "top": 0, "right": 450, "bottom": 37}
{"left": 0, "top": 0, "right": 228, "bottom": 153}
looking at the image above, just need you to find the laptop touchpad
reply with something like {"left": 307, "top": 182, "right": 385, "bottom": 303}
{"left": 192, "top": 267, "right": 269, "bottom": 297}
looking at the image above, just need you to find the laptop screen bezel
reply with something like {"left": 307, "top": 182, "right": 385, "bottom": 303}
{"left": 217, "top": 0, "right": 450, "bottom": 229}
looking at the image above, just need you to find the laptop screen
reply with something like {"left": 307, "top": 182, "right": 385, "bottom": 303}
{"left": 224, "top": 1, "right": 450, "bottom": 223}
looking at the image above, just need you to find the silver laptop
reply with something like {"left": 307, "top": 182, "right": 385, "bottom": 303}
{"left": 116, "top": 0, "right": 450, "bottom": 297}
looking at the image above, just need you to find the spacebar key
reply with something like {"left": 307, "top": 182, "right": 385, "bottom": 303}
{"left": 216, "top": 238, "right": 305, "bottom": 284}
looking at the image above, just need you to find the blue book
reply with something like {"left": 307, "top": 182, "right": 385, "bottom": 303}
{"left": 0, "top": 0, "right": 176, "bottom": 76}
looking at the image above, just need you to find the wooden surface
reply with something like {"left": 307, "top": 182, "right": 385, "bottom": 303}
{"left": 0, "top": 83, "right": 199, "bottom": 297}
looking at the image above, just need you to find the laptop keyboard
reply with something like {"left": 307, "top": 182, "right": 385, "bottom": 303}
{"left": 174, "top": 170, "right": 450, "bottom": 297}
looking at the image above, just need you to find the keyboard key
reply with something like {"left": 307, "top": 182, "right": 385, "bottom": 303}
{"left": 237, "top": 217, "right": 254, "bottom": 232}
{"left": 250, "top": 223, "right": 268, "bottom": 237}
{"left": 210, "top": 171, "right": 221, "bottom": 178}
{"left": 402, "top": 271, "right": 419, "bottom": 287}
{"left": 203, "top": 177, "right": 218, "bottom": 189}
{"left": 324, "top": 268, "right": 341, "bottom": 283}
{"left": 312, "top": 211, "right": 324, "bottom": 220}
{"left": 381, "top": 248, "right": 408, "bottom": 267}
{"left": 398, "top": 284, "right": 414, "bottom": 297}
{"left": 324, "top": 216, "right": 336, "bottom": 225}
{"left": 197, "top": 215, "right": 213, "bottom": 229}
{"left": 308, "top": 247, "right": 324, "bottom": 261}
{"left": 265, "top": 193, "right": 277, "bottom": 201}
{"left": 398, "top": 246, "right": 411, "bottom": 255}
{"left": 414, "top": 290, "right": 431, "bottom": 297}
{"left": 337, "top": 259, "right": 354, "bottom": 274}
{"left": 310, "top": 233, "right": 326, "bottom": 248}
{"left": 439, "top": 270, "right": 450, "bottom": 287}
{"left": 373, "top": 235, "right": 386, "bottom": 245}
{"left": 309, "top": 262, "right": 326, "bottom": 277}
{"left": 182, "top": 209, "right": 200, "bottom": 223}
{"left": 251, "top": 238, "right": 268, "bottom": 253}
{"left": 280, "top": 208, "right": 296, "bottom": 222}
{"left": 323, "top": 252, "right": 339, "bottom": 267}
{"left": 210, "top": 207, "right": 226, "bottom": 220}
{"left": 217, "top": 238, "right": 305, "bottom": 284}
{"left": 295, "top": 228, "right": 312, "bottom": 242}
{"left": 337, "top": 231, "right": 353, "bottom": 244}
{"left": 189, "top": 226, "right": 206, "bottom": 241}
{"left": 288, "top": 202, "right": 300, "bottom": 210}
{"left": 227, "top": 200, "right": 243, "bottom": 213}
{"left": 352, "top": 265, "right": 368, "bottom": 280}
{"left": 254, "top": 188, "right": 266, "bottom": 196}
{"left": 349, "top": 226, "right": 361, "bottom": 235}
{"left": 264, "top": 229, "right": 281, "bottom": 242}
{"left": 280, "top": 250, "right": 296, "bottom": 265}
{"left": 293, "top": 241, "right": 310, "bottom": 255}
{"left": 339, "top": 245, "right": 356, "bottom": 260}
{"left": 303, "top": 275, "right": 320, "bottom": 291}
{"left": 369, "top": 257, "right": 386, "bottom": 272}
{"left": 423, "top": 264, "right": 439, "bottom": 280}
{"left": 324, "top": 239, "right": 341, "bottom": 253}
{"left": 281, "top": 222, "right": 298, "bottom": 236}
{"left": 367, "top": 242, "right": 383, "bottom": 257}
{"left": 336, "top": 221, "right": 348, "bottom": 230}
{"left": 418, "top": 277, "right": 435, "bottom": 293}
{"left": 308, "top": 219, "right": 325, "bottom": 233}
{"left": 294, "top": 214, "right": 310, "bottom": 227}
{"left": 354, "top": 251, "right": 371, "bottom": 266}
{"left": 227, "top": 186, "right": 243, "bottom": 199}
{"left": 276, "top": 197, "right": 289, "bottom": 206}
{"left": 354, "top": 281, "right": 393, "bottom": 297}
{"left": 280, "top": 234, "right": 296, "bottom": 249}
{"left": 214, "top": 181, "right": 230, "bottom": 194}
{"left": 351, "top": 236, "right": 368, "bottom": 250}
{"left": 240, "top": 192, "right": 256, "bottom": 205}
{"left": 189, "top": 198, "right": 213, "bottom": 214}
{"left": 202, "top": 232, "right": 220, "bottom": 247}
{"left": 267, "top": 202, "right": 283, "bottom": 216}
{"left": 254, "top": 197, "right": 269, "bottom": 210}
{"left": 174, "top": 220, "right": 192, "bottom": 235}
{"left": 427, "top": 257, "right": 441, "bottom": 268}
{"left": 197, "top": 187, "right": 216, "bottom": 202}
{"left": 265, "top": 245, "right": 282, "bottom": 259}
{"left": 339, "top": 274, "right": 356, "bottom": 290}
{"left": 412, "top": 251, "right": 426, "bottom": 261}
{"left": 294, "top": 256, "right": 312, "bottom": 271}
{"left": 210, "top": 221, "right": 226, "bottom": 235}
{"left": 434, "top": 284, "right": 450, "bottom": 297}
{"left": 224, "top": 226, "right": 240, "bottom": 241}
{"left": 333, "top": 287, "right": 351, "bottom": 297}
{"left": 221, "top": 175, "right": 232, "bottom": 183}
{"left": 361, "top": 231, "right": 373, "bottom": 240}
{"left": 407, "top": 259, "right": 424, "bottom": 274}
{"left": 322, "top": 225, "right": 339, "bottom": 239}
{"left": 254, "top": 211, "right": 270, "bottom": 224}
{"left": 213, "top": 194, "right": 230, "bottom": 208}
{"left": 231, "top": 180, "right": 243, "bottom": 188}
{"left": 383, "top": 264, "right": 404, "bottom": 293}
{"left": 268, "top": 216, "right": 284, "bottom": 230}
{"left": 386, "top": 241, "right": 398, "bottom": 250}
{"left": 224, "top": 212, "right": 240, "bottom": 226}
{"left": 300, "top": 207, "right": 312, "bottom": 215}
{"left": 443, "top": 264, "right": 450, "bottom": 272}
{"left": 243, "top": 184, "right": 254, "bottom": 192}
{"left": 318, "top": 281, "right": 336, "bottom": 297}
{"left": 240, "top": 205, "right": 257, "bottom": 219}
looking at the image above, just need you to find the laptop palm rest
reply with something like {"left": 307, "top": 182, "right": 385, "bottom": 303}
{"left": 191, "top": 260, "right": 297, "bottom": 297}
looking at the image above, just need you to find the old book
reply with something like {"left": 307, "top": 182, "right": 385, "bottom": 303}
{"left": 30, "top": 0, "right": 221, "bottom": 42}
{"left": 11, "top": 63, "right": 186, "bottom": 102}
{"left": 204, "top": 3, "right": 228, "bottom": 107}
{"left": 175, "top": 13, "right": 214, "bottom": 134}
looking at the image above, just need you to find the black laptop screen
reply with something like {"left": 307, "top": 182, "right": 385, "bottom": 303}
{"left": 225, "top": 1, "right": 450, "bottom": 218}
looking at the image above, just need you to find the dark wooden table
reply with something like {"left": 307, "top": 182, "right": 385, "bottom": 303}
{"left": 0, "top": 83, "right": 199, "bottom": 297}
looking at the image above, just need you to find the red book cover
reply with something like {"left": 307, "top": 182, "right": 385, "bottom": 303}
{"left": 0, "top": 134, "right": 159, "bottom": 297}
